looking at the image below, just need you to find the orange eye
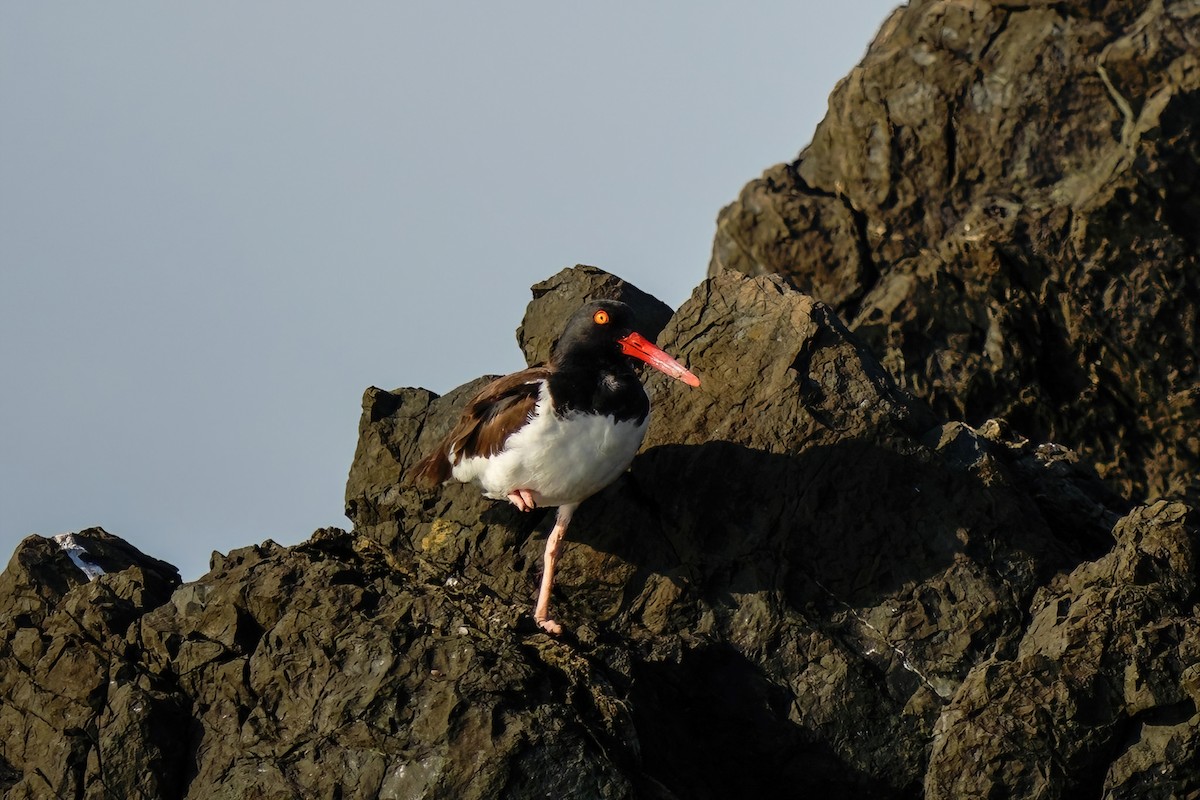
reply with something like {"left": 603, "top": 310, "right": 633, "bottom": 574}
{"left": 593, "top": 309, "right": 610, "bottom": 325}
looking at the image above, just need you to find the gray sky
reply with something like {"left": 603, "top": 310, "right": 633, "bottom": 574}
{"left": 1, "top": 3, "right": 897, "bottom": 581}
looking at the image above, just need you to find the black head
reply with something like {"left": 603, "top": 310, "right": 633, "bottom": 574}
{"left": 552, "top": 300, "right": 637, "bottom": 363}
{"left": 552, "top": 300, "right": 700, "bottom": 386}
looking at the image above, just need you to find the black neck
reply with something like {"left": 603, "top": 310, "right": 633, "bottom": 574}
{"left": 548, "top": 358, "right": 649, "bottom": 422}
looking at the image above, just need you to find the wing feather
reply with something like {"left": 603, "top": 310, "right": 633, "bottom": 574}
{"left": 407, "top": 367, "right": 549, "bottom": 488}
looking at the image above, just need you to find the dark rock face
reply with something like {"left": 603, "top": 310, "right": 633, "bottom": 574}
{"left": 0, "top": 529, "right": 183, "bottom": 800}
{"left": 4, "top": 0, "right": 1200, "bottom": 795}
{"left": 1, "top": 266, "right": 1196, "bottom": 797}
{"left": 927, "top": 500, "right": 1200, "bottom": 799}
{"left": 337, "top": 266, "right": 1198, "bottom": 798}
{"left": 711, "top": 0, "right": 1200, "bottom": 508}
{"left": 134, "top": 533, "right": 653, "bottom": 799}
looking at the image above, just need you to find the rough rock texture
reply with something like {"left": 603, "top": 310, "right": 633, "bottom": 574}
{"left": 711, "top": 0, "right": 1200, "bottom": 508}
{"left": 927, "top": 500, "right": 1200, "bottom": 799}
{"left": 1, "top": 266, "right": 1197, "bottom": 797}
{"left": 339, "top": 266, "right": 1198, "bottom": 798}
{"left": 4, "top": 0, "right": 1200, "bottom": 796}
{"left": 0, "top": 529, "right": 183, "bottom": 800}
{"left": 134, "top": 532, "right": 658, "bottom": 799}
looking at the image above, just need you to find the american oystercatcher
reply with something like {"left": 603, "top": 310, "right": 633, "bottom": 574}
{"left": 409, "top": 299, "right": 700, "bottom": 634}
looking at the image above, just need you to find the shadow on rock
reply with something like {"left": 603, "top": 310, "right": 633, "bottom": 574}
{"left": 630, "top": 643, "right": 897, "bottom": 800}
{"left": 564, "top": 438, "right": 1073, "bottom": 638}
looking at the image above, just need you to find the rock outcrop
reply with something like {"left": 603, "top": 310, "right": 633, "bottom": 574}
{"left": 0, "top": 529, "right": 183, "bottom": 799}
{"left": 3, "top": 0, "right": 1199, "bottom": 797}
{"left": 711, "top": 0, "right": 1200, "bottom": 508}
{"left": 5, "top": 263, "right": 1194, "bottom": 798}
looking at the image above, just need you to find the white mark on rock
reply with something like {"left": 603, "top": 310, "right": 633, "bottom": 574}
{"left": 52, "top": 533, "right": 106, "bottom": 581}
{"left": 809, "top": 574, "right": 953, "bottom": 699}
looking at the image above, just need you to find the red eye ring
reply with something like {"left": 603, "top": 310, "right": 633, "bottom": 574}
{"left": 593, "top": 309, "right": 610, "bottom": 325}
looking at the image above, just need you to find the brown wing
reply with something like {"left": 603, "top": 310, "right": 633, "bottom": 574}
{"left": 407, "top": 367, "right": 549, "bottom": 489}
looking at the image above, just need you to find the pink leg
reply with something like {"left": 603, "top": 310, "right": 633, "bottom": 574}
{"left": 533, "top": 503, "right": 577, "bottom": 635}
{"left": 507, "top": 488, "right": 538, "bottom": 512}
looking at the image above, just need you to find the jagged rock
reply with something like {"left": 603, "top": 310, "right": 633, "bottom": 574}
{"left": 927, "top": 500, "right": 1200, "bottom": 799}
{"left": 2, "top": 265, "right": 1196, "bottom": 797}
{"left": 343, "top": 266, "right": 1163, "bottom": 796}
{"left": 133, "top": 531, "right": 654, "bottom": 799}
{"left": 5, "top": 0, "right": 1200, "bottom": 794}
{"left": 0, "top": 529, "right": 182, "bottom": 800}
{"left": 711, "top": 0, "right": 1200, "bottom": 507}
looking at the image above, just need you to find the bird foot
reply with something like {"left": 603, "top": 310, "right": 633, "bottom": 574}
{"left": 507, "top": 488, "right": 538, "bottom": 512}
{"left": 534, "top": 614, "right": 563, "bottom": 635}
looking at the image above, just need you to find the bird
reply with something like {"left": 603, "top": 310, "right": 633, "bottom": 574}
{"left": 408, "top": 299, "right": 700, "bottom": 634}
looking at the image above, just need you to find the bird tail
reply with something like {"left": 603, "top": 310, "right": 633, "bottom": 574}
{"left": 406, "top": 447, "right": 452, "bottom": 489}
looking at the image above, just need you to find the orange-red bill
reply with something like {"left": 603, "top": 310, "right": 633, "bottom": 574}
{"left": 618, "top": 331, "right": 701, "bottom": 387}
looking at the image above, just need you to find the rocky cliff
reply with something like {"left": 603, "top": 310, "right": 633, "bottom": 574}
{"left": 711, "top": 0, "right": 1200, "bottom": 508}
{"left": 3, "top": 0, "right": 1199, "bottom": 798}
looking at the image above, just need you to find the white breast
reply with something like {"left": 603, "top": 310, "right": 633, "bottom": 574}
{"left": 451, "top": 383, "right": 649, "bottom": 508}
